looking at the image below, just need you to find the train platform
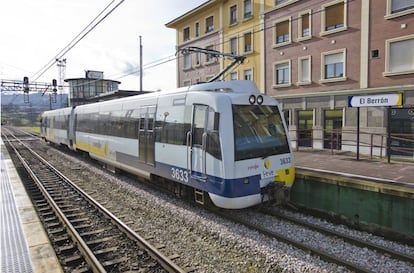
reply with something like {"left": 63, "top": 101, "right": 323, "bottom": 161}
{"left": 292, "top": 149, "right": 414, "bottom": 238}
{"left": 0, "top": 139, "right": 63, "bottom": 273}
{"left": 294, "top": 149, "right": 414, "bottom": 184}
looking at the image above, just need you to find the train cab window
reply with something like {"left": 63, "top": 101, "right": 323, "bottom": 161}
{"left": 233, "top": 105, "right": 289, "bottom": 161}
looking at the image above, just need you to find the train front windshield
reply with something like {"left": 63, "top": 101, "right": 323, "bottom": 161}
{"left": 233, "top": 105, "right": 290, "bottom": 161}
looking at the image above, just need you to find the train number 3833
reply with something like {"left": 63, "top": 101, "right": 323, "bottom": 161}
{"left": 171, "top": 167, "right": 189, "bottom": 183}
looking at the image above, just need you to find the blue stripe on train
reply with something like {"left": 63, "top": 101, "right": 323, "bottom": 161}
{"left": 153, "top": 161, "right": 262, "bottom": 198}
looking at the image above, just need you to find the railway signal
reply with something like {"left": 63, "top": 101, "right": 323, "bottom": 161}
{"left": 1, "top": 77, "right": 61, "bottom": 104}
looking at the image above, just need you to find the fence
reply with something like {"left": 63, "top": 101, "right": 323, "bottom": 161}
{"left": 291, "top": 128, "right": 414, "bottom": 161}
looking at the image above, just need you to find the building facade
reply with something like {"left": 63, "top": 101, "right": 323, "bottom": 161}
{"left": 167, "top": 0, "right": 414, "bottom": 158}
{"left": 166, "top": 0, "right": 265, "bottom": 90}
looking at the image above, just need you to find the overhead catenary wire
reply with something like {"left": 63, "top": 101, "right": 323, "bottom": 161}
{"left": 31, "top": 0, "right": 125, "bottom": 81}
{"left": 108, "top": 0, "right": 357, "bottom": 83}
{"left": 53, "top": 0, "right": 358, "bottom": 89}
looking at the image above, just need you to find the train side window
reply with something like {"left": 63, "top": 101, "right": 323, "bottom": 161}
{"left": 192, "top": 105, "right": 208, "bottom": 146}
{"left": 206, "top": 111, "right": 221, "bottom": 159}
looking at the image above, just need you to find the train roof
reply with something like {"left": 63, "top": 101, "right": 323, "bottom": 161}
{"left": 42, "top": 81, "right": 262, "bottom": 115}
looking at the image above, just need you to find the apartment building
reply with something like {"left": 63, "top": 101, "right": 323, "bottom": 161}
{"left": 166, "top": 0, "right": 265, "bottom": 90}
{"left": 265, "top": 0, "right": 414, "bottom": 157}
{"left": 167, "top": 0, "right": 414, "bottom": 158}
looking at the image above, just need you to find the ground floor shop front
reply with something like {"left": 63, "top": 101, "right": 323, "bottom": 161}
{"left": 278, "top": 89, "right": 414, "bottom": 160}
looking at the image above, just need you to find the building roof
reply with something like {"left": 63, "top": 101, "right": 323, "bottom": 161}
{"left": 64, "top": 78, "right": 121, "bottom": 84}
{"left": 165, "top": 0, "right": 214, "bottom": 28}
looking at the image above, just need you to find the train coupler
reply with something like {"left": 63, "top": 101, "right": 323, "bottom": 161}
{"left": 261, "top": 182, "right": 290, "bottom": 206}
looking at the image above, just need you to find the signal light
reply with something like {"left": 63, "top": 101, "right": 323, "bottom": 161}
{"left": 52, "top": 79, "right": 57, "bottom": 92}
{"left": 23, "top": 76, "right": 29, "bottom": 92}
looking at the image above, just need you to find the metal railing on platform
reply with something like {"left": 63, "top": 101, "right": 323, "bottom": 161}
{"left": 291, "top": 128, "right": 414, "bottom": 161}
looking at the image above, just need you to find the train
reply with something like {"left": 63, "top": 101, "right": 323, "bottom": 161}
{"left": 40, "top": 80, "right": 295, "bottom": 209}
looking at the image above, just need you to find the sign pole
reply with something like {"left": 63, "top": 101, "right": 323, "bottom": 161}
{"left": 348, "top": 93, "right": 402, "bottom": 163}
{"left": 387, "top": 106, "right": 391, "bottom": 163}
{"left": 357, "top": 107, "right": 360, "bottom": 161}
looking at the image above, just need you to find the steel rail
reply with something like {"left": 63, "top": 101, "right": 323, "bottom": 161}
{"left": 3, "top": 130, "right": 186, "bottom": 273}
{"left": 3, "top": 132, "right": 107, "bottom": 273}
{"left": 260, "top": 208, "right": 414, "bottom": 265}
{"left": 210, "top": 207, "right": 377, "bottom": 273}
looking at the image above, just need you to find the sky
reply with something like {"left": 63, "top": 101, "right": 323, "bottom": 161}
{"left": 0, "top": 0, "right": 206, "bottom": 92}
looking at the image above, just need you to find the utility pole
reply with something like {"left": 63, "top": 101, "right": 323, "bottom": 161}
{"left": 139, "top": 36, "right": 143, "bottom": 91}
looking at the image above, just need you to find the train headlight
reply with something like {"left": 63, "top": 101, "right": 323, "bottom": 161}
{"left": 249, "top": 95, "right": 256, "bottom": 104}
{"left": 257, "top": 95, "right": 263, "bottom": 105}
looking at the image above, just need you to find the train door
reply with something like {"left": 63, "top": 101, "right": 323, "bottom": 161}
{"left": 68, "top": 107, "right": 76, "bottom": 148}
{"left": 188, "top": 104, "right": 209, "bottom": 181}
{"left": 138, "top": 106, "right": 155, "bottom": 165}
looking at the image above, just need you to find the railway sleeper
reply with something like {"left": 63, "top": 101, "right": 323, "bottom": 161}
{"left": 80, "top": 228, "right": 106, "bottom": 237}
{"left": 93, "top": 246, "right": 118, "bottom": 257}
{"left": 52, "top": 234, "right": 70, "bottom": 245}
{"left": 101, "top": 257, "right": 127, "bottom": 269}
{"left": 46, "top": 221, "right": 62, "bottom": 229}
{"left": 35, "top": 201, "right": 49, "bottom": 208}
{"left": 66, "top": 212, "right": 87, "bottom": 219}
{"left": 73, "top": 223, "right": 90, "bottom": 230}
{"left": 44, "top": 216, "right": 58, "bottom": 222}
{"left": 63, "top": 253, "right": 83, "bottom": 266}
{"left": 70, "top": 217, "right": 90, "bottom": 224}
{"left": 61, "top": 207, "right": 81, "bottom": 213}
{"left": 48, "top": 227, "right": 65, "bottom": 235}
{"left": 57, "top": 244, "right": 76, "bottom": 254}
{"left": 86, "top": 236, "right": 114, "bottom": 246}
{"left": 58, "top": 204, "right": 75, "bottom": 210}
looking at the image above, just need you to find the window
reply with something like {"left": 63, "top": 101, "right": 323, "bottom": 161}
{"left": 244, "top": 69, "right": 252, "bottom": 81}
{"left": 321, "top": 49, "right": 346, "bottom": 82}
{"left": 275, "top": 0, "right": 298, "bottom": 8}
{"left": 384, "top": 35, "right": 414, "bottom": 76}
{"left": 183, "top": 80, "right": 191, "bottom": 87}
{"left": 230, "top": 72, "right": 238, "bottom": 80}
{"left": 274, "top": 19, "right": 290, "bottom": 45}
{"left": 195, "top": 22, "right": 200, "bottom": 37}
{"left": 298, "top": 56, "right": 311, "bottom": 84}
{"left": 230, "top": 5, "right": 238, "bottom": 25}
{"left": 194, "top": 52, "right": 201, "bottom": 67}
{"left": 183, "top": 53, "right": 191, "bottom": 69}
{"left": 205, "top": 45, "right": 215, "bottom": 63}
{"left": 274, "top": 61, "right": 290, "bottom": 86}
{"left": 183, "top": 27, "right": 190, "bottom": 42}
{"left": 325, "top": 55, "right": 343, "bottom": 78}
{"left": 390, "top": 0, "right": 414, "bottom": 14}
{"left": 206, "top": 16, "right": 214, "bottom": 33}
{"left": 233, "top": 105, "right": 289, "bottom": 161}
{"left": 230, "top": 37, "right": 238, "bottom": 55}
{"left": 244, "top": 32, "right": 253, "bottom": 53}
{"left": 321, "top": 1, "right": 347, "bottom": 35}
{"left": 275, "top": 0, "right": 289, "bottom": 5}
{"left": 244, "top": 0, "right": 252, "bottom": 19}
{"left": 298, "top": 11, "right": 311, "bottom": 40}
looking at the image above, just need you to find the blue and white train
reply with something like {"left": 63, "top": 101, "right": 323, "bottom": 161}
{"left": 40, "top": 80, "right": 295, "bottom": 209}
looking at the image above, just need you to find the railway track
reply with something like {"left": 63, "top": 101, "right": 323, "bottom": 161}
{"left": 212, "top": 206, "right": 414, "bottom": 273}
{"left": 2, "top": 128, "right": 187, "bottom": 273}
{"left": 5, "top": 127, "right": 413, "bottom": 272}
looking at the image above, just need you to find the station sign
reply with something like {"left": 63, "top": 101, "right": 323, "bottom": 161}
{"left": 348, "top": 93, "right": 403, "bottom": 107}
